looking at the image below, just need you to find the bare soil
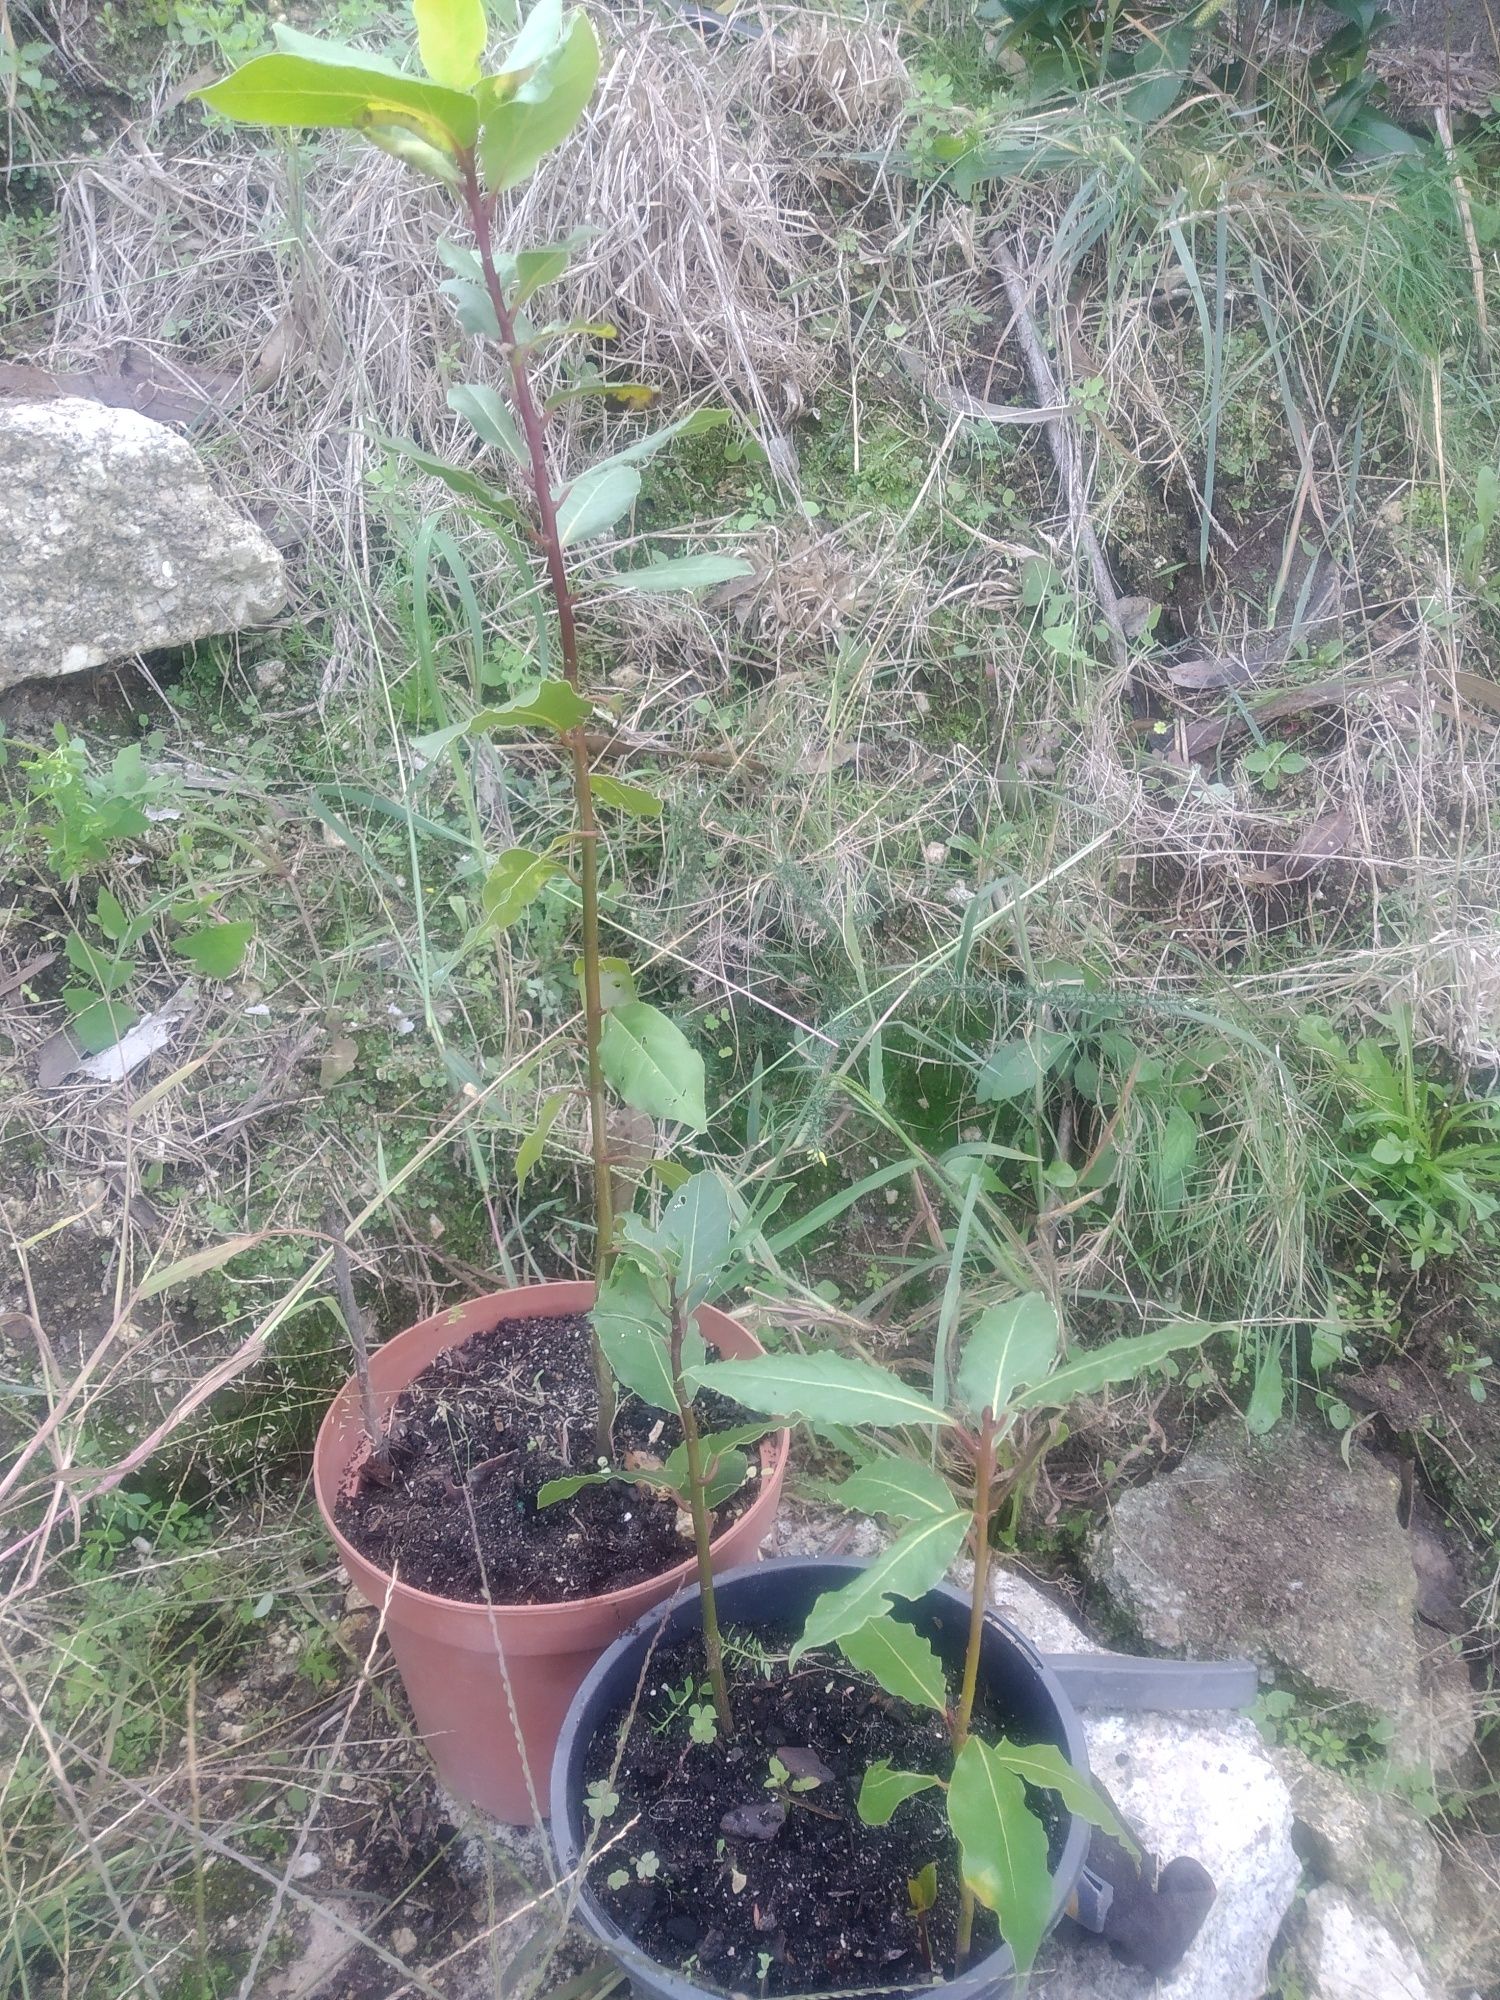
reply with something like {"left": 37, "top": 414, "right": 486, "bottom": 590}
{"left": 335, "top": 1311, "right": 761, "bottom": 1604}
{"left": 579, "top": 1625, "right": 1066, "bottom": 1997}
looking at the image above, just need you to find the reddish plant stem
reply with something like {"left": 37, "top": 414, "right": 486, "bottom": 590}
{"left": 460, "top": 161, "right": 616, "bottom": 1445}
{"left": 953, "top": 1409, "right": 999, "bottom": 1965}
{"left": 669, "top": 1292, "right": 733, "bottom": 1735}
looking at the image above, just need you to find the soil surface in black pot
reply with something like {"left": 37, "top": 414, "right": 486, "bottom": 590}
{"left": 579, "top": 1625, "right": 1067, "bottom": 1996}
{"left": 334, "top": 1313, "right": 762, "bottom": 1603}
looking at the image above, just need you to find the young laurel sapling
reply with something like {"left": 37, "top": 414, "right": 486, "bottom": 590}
{"left": 195, "top": 0, "right": 749, "bottom": 1454}
{"left": 697, "top": 1297, "right": 1215, "bottom": 1972}
{"left": 536, "top": 1171, "right": 777, "bottom": 1731}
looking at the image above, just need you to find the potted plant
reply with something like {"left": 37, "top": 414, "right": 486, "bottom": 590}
{"left": 195, "top": 0, "right": 787, "bottom": 1821}
{"left": 552, "top": 1296, "right": 1214, "bottom": 1990}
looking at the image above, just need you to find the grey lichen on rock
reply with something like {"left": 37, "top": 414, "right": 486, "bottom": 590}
{"left": 1272, "top": 1745, "right": 1440, "bottom": 1946}
{"left": 1280, "top": 1883, "right": 1436, "bottom": 2000}
{"left": 0, "top": 397, "right": 285, "bottom": 691}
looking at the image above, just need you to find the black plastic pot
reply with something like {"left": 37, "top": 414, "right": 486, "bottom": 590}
{"left": 550, "top": 1557, "right": 1094, "bottom": 2000}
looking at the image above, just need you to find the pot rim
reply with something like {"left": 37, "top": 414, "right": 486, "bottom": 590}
{"left": 312, "top": 1280, "right": 791, "bottom": 1627}
{"left": 550, "top": 1554, "right": 1093, "bottom": 1998}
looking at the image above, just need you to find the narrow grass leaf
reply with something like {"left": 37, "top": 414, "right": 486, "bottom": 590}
{"left": 516, "top": 1087, "right": 568, "bottom": 1193}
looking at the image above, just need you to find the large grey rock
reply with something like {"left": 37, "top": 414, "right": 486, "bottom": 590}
{"left": 1282, "top": 1884, "right": 1435, "bottom": 2000}
{"left": 1272, "top": 1747, "right": 1440, "bottom": 1946}
{"left": 988, "top": 1572, "right": 1299, "bottom": 2000}
{"left": 0, "top": 397, "right": 284, "bottom": 689}
{"left": 1431, "top": 1830, "right": 1500, "bottom": 1996}
{"left": 1090, "top": 1423, "right": 1465, "bottom": 1768}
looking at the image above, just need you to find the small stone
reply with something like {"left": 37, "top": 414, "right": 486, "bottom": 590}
{"left": 1282, "top": 1884, "right": 1435, "bottom": 2000}
{"left": 288, "top": 1851, "right": 322, "bottom": 1879}
{"left": 391, "top": 1926, "right": 419, "bottom": 1956}
{"left": 254, "top": 657, "right": 286, "bottom": 690}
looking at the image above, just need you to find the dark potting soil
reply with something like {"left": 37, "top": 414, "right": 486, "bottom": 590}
{"left": 580, "top": 1627, "right": 1067, "bottom": 1997}
{"left": 333, "top": 1312, "right": 763, "bottom": 1604}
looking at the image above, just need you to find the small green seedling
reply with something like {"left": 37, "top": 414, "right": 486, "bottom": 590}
{"left": 688, "top": 1701, "right": 719, "bottom": 1745}
{"left": 585, "top": 1779, "right": 619, "bottom": 1824}
{"left": 908, "top": 1861, "right": 939, "bottom": 1973}
{"left": 1242, "top": 741, "right": 1309, "bottom": 793}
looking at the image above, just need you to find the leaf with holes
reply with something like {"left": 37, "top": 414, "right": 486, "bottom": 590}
{"left": 600, "top": 1003, "right": 706, "bottom": 1129}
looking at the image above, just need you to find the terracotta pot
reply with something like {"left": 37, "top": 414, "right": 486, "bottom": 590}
{"left": 313, "top": 1281, "right": 789, "bottom": 1824}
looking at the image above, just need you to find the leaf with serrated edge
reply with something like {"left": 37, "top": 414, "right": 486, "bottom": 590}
{"left": 690, "top": 1352, "right": 953, "bottom": 1430}
{"left": 1012, "top": 1322, "right": 1214, "bottom": 1410}
{"left": 987, "top": 1739, "right": 1138, "bottom": 1857}
{"left": 790, "top": 1513, "right": 969, "bottom": 1662}
{"left": 947, "top": 1737, "right": 1053, "bottom": 1974}
{"left": 957, "top": 1294, "right": 1059, "bottom": 1422}
{"left": 831, "top": 1454, "right": 955, "bottom": 1523}
{"left": 657, "top": 1172, "right": 732, "bottom": 1305}
{"left": 839, "top": 1615, "right": 946, "bottom": 1714}
{"left": 599, "top": 1003, "right": 706, "bottom": 1129}
{"left": 856, "top": 1760, "right": 941, "bottom": 1826}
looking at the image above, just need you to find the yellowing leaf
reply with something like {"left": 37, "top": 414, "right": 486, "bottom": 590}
{"left": 478, "top": 13, "right": 599, "bottom": 193}
{"left": 414, "top": 0, "right": 487, "bottom": 88}
{"left": 194, "top": 53, "right": 480, "bottom": 150}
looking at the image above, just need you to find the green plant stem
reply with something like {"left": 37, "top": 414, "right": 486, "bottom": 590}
{"left": 953, "top": 1410, "right": 998, "bottom": 1966}
{"left": 669, "top": 1293, "right": 733, "bottom": 1736}
{"left": 460, "top": 161, "right": 616, "bottom": 1448}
